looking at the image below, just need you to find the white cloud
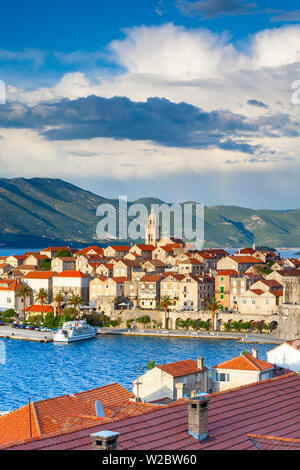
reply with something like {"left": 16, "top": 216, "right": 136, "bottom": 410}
{"left": 2, "top": 23, "right": 300, "bottom": 206}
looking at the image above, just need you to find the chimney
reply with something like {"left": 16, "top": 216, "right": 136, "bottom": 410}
{"left": 197, "top": 357, "right": 204, "bottom": 370}
{"left": 175, "top": 382, "right": 184, "bottom": 399}
{"left": 252, "top": 348, "right": 258, "bottom": 359}
{"left": 188, "top": 394, "right": 210, "bottom": 441}
{"left": 90, "top": 430, "right": 120, "bottom": 450}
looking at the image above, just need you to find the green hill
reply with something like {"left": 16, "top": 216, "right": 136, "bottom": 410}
{"left": 0, "top": 178, "right": 299, "bottom": 248}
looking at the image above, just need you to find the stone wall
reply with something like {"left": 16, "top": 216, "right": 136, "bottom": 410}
{"left": 274, "top": 305, "right": 300, "bottom": 340}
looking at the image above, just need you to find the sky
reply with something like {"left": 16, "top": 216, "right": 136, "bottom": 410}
{"left": 1, "top": 0, "right": 300, "bottom": 209}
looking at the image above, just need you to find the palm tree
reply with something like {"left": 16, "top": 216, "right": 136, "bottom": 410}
{"left": 67, "top": 294, "right": 83, "bottom": 319}
{"left": 16, "top": 284, "right": 33, "bottom": 322}
{"left": 160, "top": 295, "right": 173, "bottom": 330}
{"left": 54, "top": 292, "right": 65, "bottom": 317}
{"left": 35, "top": 288, "right": 49, "bottom": 322}
{"left": 205, "top": 297, "right": 222, "bottom": 331}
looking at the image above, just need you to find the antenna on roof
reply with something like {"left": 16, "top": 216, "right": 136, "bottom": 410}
{"left": 95, "top": 400, "right": 105, "bottom": 418}
{"left": 28, "top": 397, "right": 32, "bottom": 438}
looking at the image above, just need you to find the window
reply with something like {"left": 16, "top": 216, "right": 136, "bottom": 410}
{"left": 243, "top": 299, "right": 247, "bottom": 304}
{"left": 220, "top": 294, "right": 224, "bottom": 299}
{"left": 215, "top": 372, "right": 230, "bottom": 382}
{"left": 252, "top": 299, "right": 256, "bottom": 304}
{"left": 221, "top": 286, "right": 224, "bottom": 293}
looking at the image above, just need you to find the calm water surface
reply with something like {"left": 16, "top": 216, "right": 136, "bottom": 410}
{"left": 0, "top": 335, "right": 274, "bottom": 412}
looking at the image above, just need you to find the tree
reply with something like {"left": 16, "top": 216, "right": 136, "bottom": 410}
{"left": 16, "top": 284, "right": 33, "bottom": 321}
{"left": 55, "top": 249, "right": 72, "bottom": 258}
{"left": 35, "top": 288, "right": 49, "bottom": 322}
{"left": 160, "top": 295, "right": 173, "bottom": 329}
{"left": 146, "top": 361, "right": 156, "bottom": 370}
{"left": 54, "top": 292, "right": 65, "bottom": 316}
{"left": 40, "top": 257, "right": 51, "bottom": 271}
{"left": 67, "top": 294, "right": 83, "bottom": 318}
{"left": 205, "top": 297, "right": 221, "bottom": 330}
{"left": 1, "top": 309, "right": 17, "bottom": 322}
{"left": 136, "top": 315, "right": 151, "bottom": 328}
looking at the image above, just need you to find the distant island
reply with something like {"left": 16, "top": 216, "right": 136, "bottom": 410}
{"left": 0, "top": 177, "right": 300, "bottom": 248}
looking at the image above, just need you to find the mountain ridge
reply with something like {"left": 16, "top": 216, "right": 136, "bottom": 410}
{"left": 0, "top": 177, "right": 299, "bottom": 248}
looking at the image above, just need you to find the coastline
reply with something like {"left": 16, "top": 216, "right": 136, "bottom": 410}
{"left": 0, "top": 325, "right": 283, "bottom": 344}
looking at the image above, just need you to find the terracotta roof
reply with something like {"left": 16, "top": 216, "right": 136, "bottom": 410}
{"left": 54, "top": 271, "right": 89, "bottom": 278}
{"left": 0, "top": 263, "right": 10, "bottom": 269}
{"left": 134, "top": 244, "right": 156, "bottom": 251}
{"left": 156, "top": 359, "right": 207, "bottom": 377}
{"left": 106, "top": 245, "right": 130, "bottom": 252}
{"left": 111, "top": 277, "right": 129, "bottom": 283}
{"left": 249, "top": 289, "right": 265, "bottom": 296}
{"left": 235, "top": 248, "right": 256, "bottom": 255}
{"left": 247, "top": 434, "right": 300, "bottom": 450}
{"left": 140, "top": 274, "right": 162, "bottom": 282}
{"left": 24, "top": 271, "right": 56, "bottom": 279}
{"left": 213, "top": 353, "right": 274, "bottom": 372}
{"left": 0, "top": 280, "right": 21, "bottom": 291}
{"left": 75, "top": 247, "right": 104, "bottom": 256}
{"left": 25, "top": 254, "right": 48, "bottom": 260}
{"left": 217, "top": 270, "right": 239, "bottom": 276}
{"left": 162, "top": 273, "right": 186, "bottom": 281}
{"left": 274, "top": 269, "right": 300, "bottom": 277}
{"left": 230, "top": 256, "right": 263, "bottom": 264}
{"left": 259, "top": 279, "right": 282, "bottom": 288}
{"left": 26, "top": 305, "right": 54, "bottom": 313}
{"left": 143, "top": 259, "right": 166, "bottom": 267}
{"left": 5, "top": 372, "right": 299, "bottom": 450}
{"left": 0, "top": 383, "right": 134, "bottom": 447}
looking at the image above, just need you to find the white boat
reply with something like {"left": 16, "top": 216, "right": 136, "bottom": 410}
{"left": 53, "top": 320, "right": 97, "bottom": 343}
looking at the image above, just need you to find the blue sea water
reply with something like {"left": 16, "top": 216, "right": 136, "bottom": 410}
{"left": 0, "top": 335, "right": 274, "bottom": 412}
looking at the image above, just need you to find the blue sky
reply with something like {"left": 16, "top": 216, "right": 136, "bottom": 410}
{"left": 1, "top": 1, "right": 300, "bottom": 208}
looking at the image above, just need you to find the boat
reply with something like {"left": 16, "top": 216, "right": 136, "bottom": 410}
{"left": 53, "top": 320, "right": 97, "bottom": 343}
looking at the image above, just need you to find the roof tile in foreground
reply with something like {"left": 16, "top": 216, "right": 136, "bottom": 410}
{"left": 3, "top": 372, "right": 299, "bottom": 450}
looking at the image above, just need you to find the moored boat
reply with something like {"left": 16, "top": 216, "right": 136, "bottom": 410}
{"left": 53, "top": 320, "right": 96, "bottom": 343}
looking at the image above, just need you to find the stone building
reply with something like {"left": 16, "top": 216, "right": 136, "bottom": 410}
{"left": 53, "top": 271, "right": 90, "bottom": 304}
{"left": 267, "top": 270, "right": 300, "bottom": 305}
{"left": 212, "top": 352, "right": 275, "bottom": 392}
{"left": 132, "top": 358, "right": 208, "bottom": 403}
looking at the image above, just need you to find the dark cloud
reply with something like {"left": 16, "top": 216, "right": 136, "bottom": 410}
{"left": 0, "top": 95, "right": 298, "bottom": 154}
{"left": 270, "top": 10, "right": 300, "bottom": 23}
{"left": 176, "top": 0, "right": 257, "bottom": 19}
{"left": 247, "top": 99, "right": 268, "bottom": 109}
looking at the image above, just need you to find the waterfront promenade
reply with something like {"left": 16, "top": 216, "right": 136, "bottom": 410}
{"left": 97, "top": 328, "right": 283, "bottom": 344}
{"left": 0, "top": 324, "right": 283, "bottom": 344}
{"left": 0, "top": 325, "right": 53, "bottom": 343}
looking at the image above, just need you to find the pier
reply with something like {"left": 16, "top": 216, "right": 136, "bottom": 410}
{"left": 0, "top": 326, "right": 53, "bottom": 343}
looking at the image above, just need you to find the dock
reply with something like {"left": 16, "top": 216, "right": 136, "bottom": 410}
{"left": 0, "top": 326, "right": 53, "bottom": 343}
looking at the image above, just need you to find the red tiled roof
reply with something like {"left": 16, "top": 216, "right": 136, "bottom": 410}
{"left": 259, "top": 279, "right": 282, "bottom": 288}
{"left": 213, "top": 353, "right": 274, "bottom": 371}
{"left": 111, "top": 277, "right": 129, "bottom": 283}
{"left": 140, "top": 274, "right": 161, "bottom": 282}
{"left": 217, "top": 270, "right": 239, "bottom": 276}
{"left": 247, "top": 434, "right": 300, "bottom": 450}
{"left": 0, "top": 280, "right": 21, "bottom": 291}
{"left": 54, "top": 271, "right": 89, "bottom": 278}
{"left": 26, "top": 305, "right": 54, "bottom": 313}
{"left": 5, "top": 372, "right": 299, "bottom": 450}
{"left": 274, "top": 269, "right": 300, "bottom": 277}
{"left": 24, "top": 271, "right": 56, "bottom": 279}
{"left": 235, "top": 248, "right": 256, "bottom": 255}
{"left": 0, "top": 383, "right": 134, "bottom": 447}
{"left": 156, "top": 359, "right": 207, "bottom": 377}
{"left": 135, "top": 244, "right": 156, "bottom": 251}
{"left": 106, "top": 245, "right": 130, "bottom": 252}
{"left": 249, "top": 289, "right": 265, "bottom": 296}
{"left": 75, "top": 247, "right": 104, "bottom": 256}
{"left": 230, "top": 256, "right": 263, "bottom": 264}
